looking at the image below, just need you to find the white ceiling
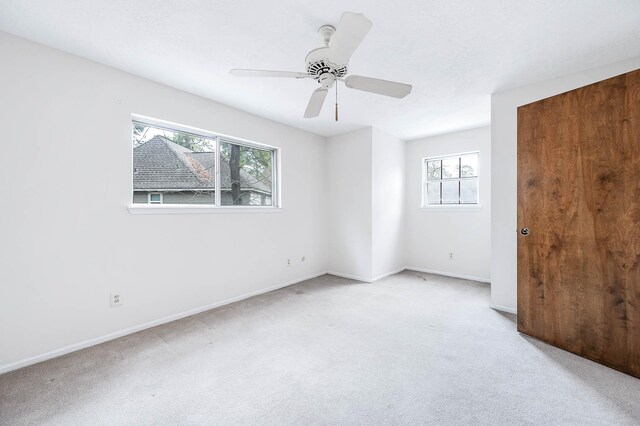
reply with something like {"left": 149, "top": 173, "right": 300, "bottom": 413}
{"left": 1, "top": 1, "right": 639, "bottom": 139}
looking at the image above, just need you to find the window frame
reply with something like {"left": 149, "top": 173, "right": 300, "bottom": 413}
{"left": 129, "top": 114, "right": 281, "bottom": 214}
{"left": 421, "top": 151, "right": 481, "bottom": 210}
{"left": 148, "top": 192, "right": 163, "bottom": 204}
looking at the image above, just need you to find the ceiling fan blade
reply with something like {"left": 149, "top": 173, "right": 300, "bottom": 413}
{"left": 304, "top": 88, "right": 328, "bottom": 118}
{"left": 328, "top": 12, "right": 373, "bottom": 65}
{"left": 345, "top": 75, "right": 412, "bottom": 98}
{"left": 230, "top": 69, "right": 309, "bottom": 79}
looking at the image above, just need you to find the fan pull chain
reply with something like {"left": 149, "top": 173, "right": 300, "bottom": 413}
{"left": 335, "top": 83, "right": 339, "bottom": 121}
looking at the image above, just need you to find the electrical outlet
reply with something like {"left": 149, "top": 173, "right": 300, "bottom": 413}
{"left": 301, "top": 256, "right": 306, "bottom": 262}
{"left": 287, "top": 258, "right": 291, "bottom": 266}
{"left": 448, "top": 252, "right": 454, "bottom": 261}
{"left": 110, "top": 293, "right": 122, "bottom": 307}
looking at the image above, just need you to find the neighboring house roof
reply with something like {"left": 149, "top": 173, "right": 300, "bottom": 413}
{"left": 133, "top": 135, "right": 271, "bottom": 193}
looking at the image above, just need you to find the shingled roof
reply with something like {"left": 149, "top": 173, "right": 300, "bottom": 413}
{"left": 133, "top": 136, "right": 271, "bottom": 193}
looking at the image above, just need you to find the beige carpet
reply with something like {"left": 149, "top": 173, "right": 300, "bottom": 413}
{"left": 1, "top": 271, "right": 639, "bottom": 425}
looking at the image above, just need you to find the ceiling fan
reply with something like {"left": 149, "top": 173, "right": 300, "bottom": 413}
{"left": 230, "top": 12, "right": 412, "bottom": 120}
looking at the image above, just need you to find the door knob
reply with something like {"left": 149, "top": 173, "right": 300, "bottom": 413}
{"left": 520, "top": 228, "right": 529, "bottom": 236}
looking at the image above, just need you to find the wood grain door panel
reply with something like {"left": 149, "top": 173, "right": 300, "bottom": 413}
{"left": 517, "top": 69, "right": 640, "bottom": 378}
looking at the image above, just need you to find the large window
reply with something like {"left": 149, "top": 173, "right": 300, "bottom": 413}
{"left": 132, "top": 118, "right": 277, "bottom": 207}
{"left": 423, "top": 152, "right": 478, "bottom": 206}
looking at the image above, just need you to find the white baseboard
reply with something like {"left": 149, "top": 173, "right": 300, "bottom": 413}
{"left": 0, "top": 271, "right": 327, "bottom": 375}
{"left": 490, "top": 304, "right": 517, "bottom": 314}
{"left": 405, "top": 267, "right": 491, "bottom": 283}
{"left": 370, "top": 267, "right": 407, "bottom": 282}
{"left": 326, "top": 271, "right": 375, "bottom": 282}
{"left": 0, "top": 268, "right": 503, "bottom": 375}
{"left": 326, "top": 267, "right": 406, "bottom": 283}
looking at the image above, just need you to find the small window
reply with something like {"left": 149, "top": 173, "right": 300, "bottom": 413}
{"left": 423, "top": 152, "right": 479, "bottom": 206}
{"left": 132, "top": 118, "right": 278, "bottom": 207}
{"left": 148, "top": 193, "right": 163, "bottom": 204}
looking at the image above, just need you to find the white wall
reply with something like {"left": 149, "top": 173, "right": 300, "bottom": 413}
{"left": 405, "top": 127, "right": 491, "bottom": 281}
{"left": 0, "top": 32, "right": 328, "bottom": 369}
{"left": 327, "top": 127, "right": 406, "bottom": 281}
{"left": 371, "top": 128, "right": 405, "bottom": 279}
{"left": 326, "top": 128, "right": 373, "bottom": 280}
{"left": 491, "top": 57, "right": 640, "bottom": 313}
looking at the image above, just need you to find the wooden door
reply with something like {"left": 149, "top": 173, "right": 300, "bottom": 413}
{"left": 517, "top": 69, "right": 640, "bottom": 378}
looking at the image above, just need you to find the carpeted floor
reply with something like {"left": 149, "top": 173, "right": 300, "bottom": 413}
{"left": 1, "top": 271, "right": 639, "bottom": 425}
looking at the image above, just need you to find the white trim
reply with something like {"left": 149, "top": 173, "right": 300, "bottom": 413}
{"left": 422, "top": 150, "right": 480, "bottom": 162}
{"left": 132, "top": 114, "right": 274, "bottom": 151}
{"left": 215, "top": 136, "right": 221, "bottom": 206}
{"left": 0, "top": 271, "right": 326, "bottom": 375}
{"left": 326, "top": 267, "right": 406, "bottom": 283}
{"left": 127, "top": 205, "right": 283, "bottom": 215}
{"left": 371, "top": 267, "right": 407, "bottom": 282}
{"left": 420, "top": 205, "right": 482, "bottom": 212}
{"left": 405, "top": 267, "right": 491, "bottom": 283}
{"left": 490, "top": 304, "right": 517, "bottom": 314}
{"left": 421, "top": 151, "right": 480, "bottom": 207}
{"left": 326, "top": 271, "right": 376, "bottom": 283}
{"left": 0, "top": 268, "right": 499, "bottom": 375}
{"left": 131, "top": 114, "right": 282, "bottom": 208}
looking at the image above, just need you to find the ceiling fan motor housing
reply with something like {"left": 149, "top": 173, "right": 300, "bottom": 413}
{"left": 305, "top": 47, "right": 347, "bottom": 81}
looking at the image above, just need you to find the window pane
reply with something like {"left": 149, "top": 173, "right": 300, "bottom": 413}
{"left": 220, "top": 141, "right": 274, "bottom": 206}
{"left": 132, "top": 122, "right": 216, "bottom": 205}
{"left": 426, "top": 160, "right": 441, "bottom": 180}
{"left": 442, "top": 180, "right": 459, "bottom": 204}
{"left": 460, "top": 179, "right": 478, "bottom": 204}
{"left": 461, "top": 153, "right": 478, "bottom": 177}
{"left": 425, "top": 182, "right": 441, "bottom": 205}
{"left": 442, "top": 157, "right": 460, "bottom": 179}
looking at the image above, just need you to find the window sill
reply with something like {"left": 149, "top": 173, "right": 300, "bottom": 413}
{"left": 127, "top": 205, "right": 283, "bottom": 215}
{"left": 421, "top": 204, "right": 482, "bottom": 212}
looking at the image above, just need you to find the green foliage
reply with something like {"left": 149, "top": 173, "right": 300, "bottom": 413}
{"left": 426, "top": 160, "right": 441, "bottom": 180}
{"left": 132, "top": 123, "right": 214, "bottom": 152}
{"left": 461, "top": 164, "right": 475, "bottom": 177}
{"left": 219, "top": 142, "right": 272, "bottom": 205}
{"left": 171, "top": 133, "right": 214, "bottom": 152}
{"left": 133, "top": 124, "right": 273, "bottom": 205}
{"left": 220, "top": 142, "right": 272, "bottom": 181}
{"left": 132, "top": 123, "right": 148, "bottom": 147}
{"left": 426, "top": 159, "right": 476, "bottom": 180}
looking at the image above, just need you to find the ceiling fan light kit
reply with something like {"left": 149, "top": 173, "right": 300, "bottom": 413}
{"left": 230, "top": 12, "right": 412, "bottom": 120}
